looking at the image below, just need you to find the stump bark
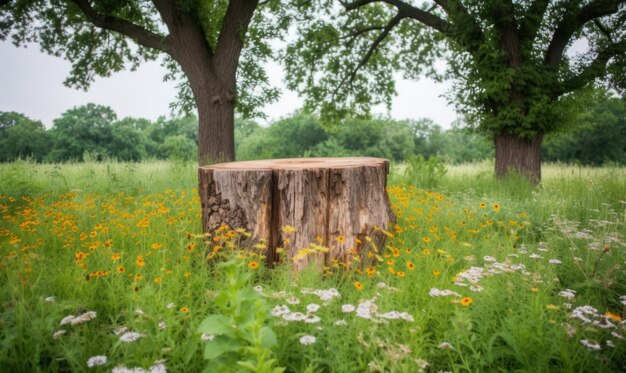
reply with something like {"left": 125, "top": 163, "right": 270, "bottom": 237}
{"left": 198, "top": 157, "right": 394, "bottom": 270}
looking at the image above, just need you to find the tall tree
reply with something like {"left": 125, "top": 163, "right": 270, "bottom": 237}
{"left": 286, "top": 0, "right": 626, "bottom": 183}
{"left": 1, "top": 0, "right": 285, "bottom": 164}
{"left": 0, "top": 111, "right": 52, "bottom": 161}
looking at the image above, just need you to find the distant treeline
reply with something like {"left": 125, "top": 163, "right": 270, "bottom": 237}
{"left": 1, "top": 91, "right": 624, "bottom": 165}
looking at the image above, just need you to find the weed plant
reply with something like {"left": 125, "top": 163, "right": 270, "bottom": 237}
{"left": 0, "top": 160, "right": 624, "bottom": 372}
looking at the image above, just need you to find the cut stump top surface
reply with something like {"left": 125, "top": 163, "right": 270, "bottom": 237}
{"left": 200, "top": 157, "right": 388, "bottom": 170}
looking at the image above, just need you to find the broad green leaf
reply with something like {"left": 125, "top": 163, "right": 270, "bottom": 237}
{"left": 197, "top": 314, "right": 235, "bottom": 337}
{"left": 259, "top": 326, "right": 278, "bottom": 349}
{"left": 203, "top": 336, "right": 242, "bottom": 360}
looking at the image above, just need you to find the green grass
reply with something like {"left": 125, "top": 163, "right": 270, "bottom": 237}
{"left": 1, "top": 160, "right": 624, "bottom": 372}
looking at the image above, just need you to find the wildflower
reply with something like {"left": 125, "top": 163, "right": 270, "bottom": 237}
{"left": 248, "top": 261, "right": 259, "bottom": 269}
{"left": 336, "top": 235, "right": 345, "bottom": 243}
{"left": 548, "top": 259, "right": 562, "bottom": 265}
{"left": 437, "top": 342, "right": 454, "bottom": 350}
{"left": 354, "top": 281, "right": 363, "bottom": 290}
{"left": 286, "top": 296, "right": 300, "bottom": 305}
{"left": 422, "top": 237, "right": 431, "bottom": 243}
{"left": 166, "top": 303, "right": 176, "bottom": 309}
{"left": 153, "top": 277, "right": 162, "bottom": 283}
{"left": 461, "top": 297, "right": 473, "bottom": 307}
{"left": 119, "top": 331, "right": 146, "bottom": 343}
{"left": 299, "top": 335, "right": 316, "bottom": 345}
{"left": 605, "top": 311, "right": 622, "bottom": 322}
{"left": 44, "top": 296, "right": 56, "bottom": 303}
{"left": 303, "top": 314, "right": 321, "bottom": 323}
{"left": 531, "top": 287, "right": 539, "bottom": 293}
{"left": 201, "top": 333, "right": 215, "bottom": 341}
{"left": 431, "top": 270, "right": 440, "bottom": 276}
{"left": 136, "top": 256, "right": 145, "bottom": 267}
{"left": 479, "top": 202, "right": 486, "bottom": 208}
{"left": 422, "top": 249, "right": 430, "bottom": 255}
{"left": 406, "top": 262, "right": 415, "bottom": 270}
{"left": 52, "top": 329, "right": 67, "bottom": 339}
{"left": 546, "top": 304, "right": 560, "bottom": 310}
{"left": 283, "top": 312, "right": 306, "bottom": 321}
{"left": 306, "top": 303, "right": 321, "bottom": 313}
{"left": 558, "top": 289, "right": 576, "bottom": 299}
{"left": 529, "top": 254, "right": 543, "bottom": 259}
{"left": 342, "top": 304, "right": 356, "bottom": 313}
{"left": 116, "top": 266, "right": 125, "bottom": 274}
{"left": 492, "top": 204, "right": 500, "bottom": 212}
{"left": 180, "top": 307, "right": 190, "bottom": 313}
{"left": 396, "top": 271, "right": 406, "bottom": 278}
{"left": 580, "top": 339, "right": 601, "bottom": 350}
{"left": 253, "top": 285, "right": 263, "bottom": 293}
{"left": 158, "top": 320, "right": 167, "bottom": 330}
{"left": 151, "top": 242, "right": 162, "bottom": 250}
{"left": 483, "top": 256, "right": 497, "bottom": 262}
{"left": 87, "top": 355, "right": 108, "bottom": 368}
{"left": 282, "top": 225, "right": 296, "bottom": 234}
{"left": 335, "top": 319, "right": 348, "bottom": 326}
{"left": 429, "top": 288, "right": 460, "bottom": 297}
{"left": 113, "top": 326, "right": 129, "bottom": 336}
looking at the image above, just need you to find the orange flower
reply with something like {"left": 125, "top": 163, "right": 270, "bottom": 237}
{"left": 492, "top": 204, "right": 501, "bottom": 212}
{"left": 396, "top": 271, "right": 406, "bottom": 278}
{"left": 111, "top": 253, "right": 121, "bottom": 261}
{"left": 151, "top": 242, "right": 162, "bottom": 250}
{"left": 153, "top": 277, "right": 162, "bottom": 283}
{"left": 248, "top": 261, "right": 259, "bottom": 269}
{"left": 353, "top": 281, "right": 363, "bottom": 290}
{"left": 605, "top": 311, "right": 622, "bottom": 322}
{"left": 461, "top": 297, "right": 473, "bottom": 307}
{"left": 406, "top": 262, "right": 415, "bottom": 270}
{"left": 336, "top": 235, "right": 345, "bottom": 243}
{"left": 180, "top": 307, "right": 190, "bottom": 313}
{"left": 432, "top": 270, "right": 441, "bottom": 276}
{"left": 136, "top": 255, "right": 145, "bottom": 267}
{"left": 116, "top": 265, "right": 125, "bottom": 274}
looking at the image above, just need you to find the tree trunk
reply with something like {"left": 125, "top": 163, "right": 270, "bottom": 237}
{"left": 494, "top": 132, "right": 543, "bottom": 184}
{"left": 195, "top": 83, "right": 236, "bottom": 165}
{"left": 198, "top": 157, "right": 395, "bottom": 271}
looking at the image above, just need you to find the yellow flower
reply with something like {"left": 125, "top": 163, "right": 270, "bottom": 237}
{"left": 432, "top": 270, "right": 441, "bottom": 276}
{"left": 546, "top": 304, "right": 559, "bottom": 310}
{"left": 111, "top": 253, "right": 121, "bottom": 261}
{"left": 180, "top": 307, "right": 190, "bottom": 313}
{"left": 422, "top": 237, "right": 431, "bottom": 243}
{"left": 461, "top": 297, "right": 473, "bottom": 307}
{"left": 337, "top": 235, "right": 345, "bottom": 243}
{"left": 116, "top": 265, "right": 125, "bottom": 274}
{"left": 492, "top": 204, "right": 501, "bottom": 212}
{"left": 136, "top": 255, "right": 145, "bottom": 267}
{"left": 531, "top": 287, "right": 539, "bottom": 293}
{"left": 183, "top": 272, "right": 191, "bottom": 278}
{"left": 186, "top": 242, "right": 196, "bottom": 252}
{"left": 353, "top": 281, "right": 363, "bottom": 290}
{"left": 605, "top": 311, "right": 622, "bottom": 322}
{"left": 153, "top": 277, "right": 162, "bottom": 283}
{"left": 406, "top": 261, "right": 415, "bottom": 270}
{"left": 281, "top": 225, "right": 296, "bottom": 234}
{"left": 479, "top": 202, "right": 486, "bottom": 208}
{"left": 248, "top": 261, "right": 259, "bottom": 269}
{"left": 396, "top": 271, "right": 406, "bottom": 278}
{"left": 422, "top": 249, "right": 430, "bottom": 255}
{"left": 151, "top": 242, "right": 163, "bottom": 250}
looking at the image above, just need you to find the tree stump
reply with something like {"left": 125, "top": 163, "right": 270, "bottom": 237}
{"left": 198, "top": 157, "right": 394, "bottom": 270}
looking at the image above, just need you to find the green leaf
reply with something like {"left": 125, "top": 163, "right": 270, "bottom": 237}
{"left": 259, "top": 326, "right": 278, "bottom": 349}
{"left": 203, "top": 336, "right": 242, "bottom": 360}
{"left": 197, "top": 314, "right": 235, "bottom": 337}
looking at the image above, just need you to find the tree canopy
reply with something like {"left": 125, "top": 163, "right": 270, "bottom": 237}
{"left": 285, "top": 0, "right": 626, "bottom": 182}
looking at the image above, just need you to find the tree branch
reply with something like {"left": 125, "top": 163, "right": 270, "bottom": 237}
{"left": 341, "top": 13, "right": 403, "bottom": 88}
{"left": 545, "top": 0, "right": 623, "bottom": 68}
{"left": 558, "top": 38, "right": 626, "bottom": 95}
{"left": 69, "top": 0, "right": 166, "bottom": 52}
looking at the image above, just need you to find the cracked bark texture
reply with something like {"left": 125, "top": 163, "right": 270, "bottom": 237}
{"left": 198, "top": 157, "right": 394, "bottom": 270}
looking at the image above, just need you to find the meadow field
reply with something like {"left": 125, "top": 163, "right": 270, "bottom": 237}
{"left": 1, "top": 160, "right": 624, "bottom": 372}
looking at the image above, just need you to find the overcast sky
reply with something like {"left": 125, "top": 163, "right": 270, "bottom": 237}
{"left": 0, "top": 41, "right": 459, "bottom": 129}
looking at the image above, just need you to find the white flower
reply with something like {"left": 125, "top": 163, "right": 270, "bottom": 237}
{"left": 87, "top": 355, "right": 108, "bottom": 368}
{"left": 379, "top": 311, "right": 401, "bottom": 320}
{"left": 119, "top": 331, "right": 146, "bottom": 343}
{"left": 158, "top": 320, "right": 167, "bottom": 330}
{"left": 303, "top": 314, "right": 321, "bottom": 323}
{"left": 529, "top": 254, "right": 543, "bottom": 259}
{"left": 113, "top": 326, "right": 129, "bottom": 336}
{"left": 52, "top": 329, "right": 67, "bottom": 339}
{"left": 558, "top": 289, "right": 576, "bottom": 299}
{"left": 166, "top": 303, "right": 176, "bottom": 309}
{"left": 606, "top": 340, "right": 615, "bottom": 348}
{"left": 283, "top": 312, "right": 305, "bottom": 322}
{"left": 376, "top": 282, "right": 387, "bottom": 289}
{"left": 201, "top": 333, "right": 215, "bottom": 341}
{"left": 60, "top": 315, "right": 76, "bottom": 325}
{"left": 548, "top": 259, "right": 562, "bottom": 265}
{"left": 299, "top": 335, "right": 316, "bottom": 345}
{"left": 71, "top": 311, "right": 97, "bottom": 325}
{"left": 620, "top": 295, "right": 626, "bottom": 306}
{"left": 611, "top": 331, "right": 624, "bottom": 340}
{"left": 469, "top": 285, "right": 484, "bottom": 292}
{"left": 400, "top": 312, "right": 414, "bottom": 322}
{"left": 341, "top": 304, "right": 356, "bottom": 313}
{"left": 483, "top": 256, "right": 497, "bottom": 262}
{"left": 335, "top": 319, "right": 347, "bottom": 326}
{"left": 437, "top": 342, "right": 454, "bottom": 350}
{"left": 306, "top": 303, "right": 321, "bottom": 313}
{"left": 253, "top": 285, "right": 263, "bottom": 293}
{"left": 271, "top": 305, "right": 290, "bottom": 317}
{"left": 135, "top": 309, "right": 145, "bottom": 315}
{"left": 286, "top": 296, "right": 300, "bottom": 305}
{"left": 580, "top": 339, "right": 601, "bottom": 350}
{"left": 428, "top": 288, "right": 460, "bottom": 297}
{"left": 44, "top": 296, "right": 56, "bottom": 303}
